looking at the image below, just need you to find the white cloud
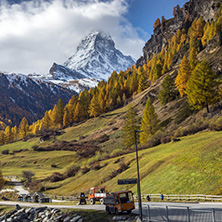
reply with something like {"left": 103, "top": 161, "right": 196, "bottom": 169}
{"left": 0, "top": 0, "right": 145, "bottom": 74}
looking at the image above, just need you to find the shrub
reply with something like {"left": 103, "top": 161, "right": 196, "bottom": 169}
{"left": 110, "top": 149, "right": 124, "bottom": 158}
{"left": 160, "top": 136, "right": 172, "bottom": 144}
{"left": 48, "top": 172, "right": 64, "bottom": 182}
{"left": 209, "top": 116, "right": 222, "bottom": 131}
{"left": 65, "top": 165, "right": 80, "bottom": 177}
{"left": 171, "top": 137, "right": 181, "bottom": 142}
{"left": 145, "top": 130, "right": 163, "bottom": 148}
{"left": 28, "top": 180, "right": 44, "bottom": 192}
{"left": 22, "top": 171, "right": 35, "bottom": 182}
{"left": 81, "top": 167, "right": 90, "bottom": 175}
{"left": 118, "top": 161, "right": 129, "bottom": 172}
{"left": 51, "top": 163, "right": 57, "bottom": 168}
{"left": 2, "top": 149, "right": 9, "bottom": 155}
{"left": 90, "top": 163, "right": 101, "bottom": 171}
{"left": 32, "top": 145, "right": 39, "bottom": 151}
{"left": 174, "top": 126, "right": 185, "bottom": 137}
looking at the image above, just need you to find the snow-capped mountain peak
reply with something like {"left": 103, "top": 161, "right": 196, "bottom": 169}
{"left": 49, "top": 30, "right": 135, "bottom": 81}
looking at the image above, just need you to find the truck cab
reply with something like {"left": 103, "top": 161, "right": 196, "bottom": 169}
{"left": 88, "top": 186, "right": 107, "bottom": 204}
{"left": 104, "top": 190, "right": 135, "bottom": 214}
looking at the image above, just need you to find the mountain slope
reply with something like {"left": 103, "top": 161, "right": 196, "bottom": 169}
{"left": 137, "top": 0, "right": 221, "bottom": 66}
{"left": 49, "top": 31, "right": 135, "bottom": 81}
{"left": 0, "top": 73, "right": 75, "bottom": 128}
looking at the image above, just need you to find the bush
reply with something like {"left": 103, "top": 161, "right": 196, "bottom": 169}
{"left": 65, "top": 165, "right": 80, "bottom": 177}
{"left": 51, "top": 163, "right": 57, "bottom": 168}
{"left": 48, "top": 172, "right": 64, "bottom": 182}
{"left": 2, "top": 149, "right": 9, "bottom": 155}
{"left": 174, "top": 120, "right": 209, "bottom": 137}
{"left": 145, "top": 130, "right": 164, "bottom": 148}
{"left": 90, "top": 163, "right": 101, "bottom": 171}
{"left": 209, "top": 116, "right": 222, "bottom": 131}
{"left": 160, "top": 136, "right": 172, "bottom": 144}
{"left": 81, "top": 167, "right": 90, "bottom": 175}
{"left": 103, "top": 161, "right": 129, "bottom": 182}
{"left": 118, "top": 162, "right": 129, "bottom": 172}
{"left": 28, "top": 180, "right": 44, "bottom": 192}
{"left": 32, "top": 145, "right": 39, "bottom": 151}
{"left": 110, "top": 149, "right": 124, "bottom": 158}
{"left": 22, "top": 170, "right": 35, "bottom": 182}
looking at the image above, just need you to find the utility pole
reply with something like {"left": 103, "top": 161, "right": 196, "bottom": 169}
{"left": 135, "top": 130, "right": 143, "bottom": 221}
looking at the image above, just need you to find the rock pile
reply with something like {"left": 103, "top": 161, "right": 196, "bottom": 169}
{"left": 0, "top": 205, "right": 143, "bottom": 222}
{"left": 0, "top": 205, "right": 83, "bottom": 222}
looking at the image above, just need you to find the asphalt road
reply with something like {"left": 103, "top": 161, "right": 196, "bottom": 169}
{"left": 2, "top": 178, "right": 222, "bottom": 220}
{"left": 1, "top": 200, "right": 222, "bottom": 213}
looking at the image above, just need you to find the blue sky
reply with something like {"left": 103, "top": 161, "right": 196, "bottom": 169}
{"left": 126, "top": 0, "right": 187, "bottom": 37}
{"left": 0, "top": 0, "right": 188, "bottom": 74}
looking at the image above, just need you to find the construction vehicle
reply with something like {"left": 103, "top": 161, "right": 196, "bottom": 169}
{"left": 104, "top": 190, "right": 135, "bottom": 214}
{"left": 88, "top": 187, "right": 107, "bottom": 204}
{"left": 78, "top": 192, "right": 87, "bottom": 205}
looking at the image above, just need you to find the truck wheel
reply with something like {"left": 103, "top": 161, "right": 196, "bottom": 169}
{"left": 100, "top": 198, "right": 104, "bottom": 204}
{"left": 115, "top": 208, "right": 119, "bottom": 215}
{"left": 106, "top": 206, "right": 111, "bottom": 214}
{"left": 127, "top": 209, "right": 132, "bottom": 214}
{"left": 90, "top": 198, "right": 95, "bottom": 205}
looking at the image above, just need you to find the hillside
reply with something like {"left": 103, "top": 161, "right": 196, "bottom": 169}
{"left": 1, "top": 107, "right": 222, "bottom": 196}
{"left": 0, "top": 73, "right": 74, "bottom": 128}
{"left": 0, "top": 0, "right": 222, "bottom": 198}
{"left": 1, "top": 74, "right": 222, "bottom": 196}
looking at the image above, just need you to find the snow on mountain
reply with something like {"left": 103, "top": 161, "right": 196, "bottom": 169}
{"left": 49, "top": 31, "right": 135, "bottom": 81}
{"left": 0, "top": 72, "right": 74, "bottom": 127}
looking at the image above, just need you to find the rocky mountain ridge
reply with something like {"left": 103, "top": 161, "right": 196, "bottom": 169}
{"left": 0, "top": 73, "right": 74, "bottom": 128}
{"left": 137, "top": 0, "right": 221, "bottom": 66}
{"left": 48, "top": 31, "right": 135, "bottom": 81}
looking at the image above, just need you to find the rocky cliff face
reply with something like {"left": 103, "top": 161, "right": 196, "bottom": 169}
{"left": 137, "top": 0, "right": 221, "bottom": 66}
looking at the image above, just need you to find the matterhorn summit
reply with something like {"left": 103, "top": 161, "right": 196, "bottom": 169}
{"left": 49, "top": 31, "right": 135, "bottom": 81}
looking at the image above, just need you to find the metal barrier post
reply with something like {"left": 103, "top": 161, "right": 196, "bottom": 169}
{"left": 187, "top": 207, "right": 190, "bottom": 222}
{"left": 147, "top": 205, "right": 151, "bottom": 222}
{"left": 212, "top": 208, "right": 215, "bottom": 222}
{"left": 166, "top": 206, "right": 169, "bottom": 222}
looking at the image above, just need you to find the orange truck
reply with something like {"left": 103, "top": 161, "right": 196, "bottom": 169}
{"left": 104, "top": 190, "right": 135, "bottom": 214}
{"left": 88, "top": 187, "right": 107, "bottom": 204}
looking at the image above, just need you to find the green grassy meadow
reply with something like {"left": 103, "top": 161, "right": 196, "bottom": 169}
{"left": 1, "top": 126, "right": 222, "bottom": 196}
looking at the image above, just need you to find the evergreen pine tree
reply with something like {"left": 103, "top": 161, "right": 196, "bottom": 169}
{"left": 88, "top": 95, "right": 101, "bottom": 118}
{"left": 57, "top": 99, "right": 65, "bottom": 126}
{"left": 19, "top": 117, "right": 29, "bottom": 138}
{"left": 138, "top": 74, "right": 147, "bottom": 93}
{"left": 74, "top": 102, "right": 83, "bottom": 122}
{"left": 79, "top": 89, "right": 91, "bottom": 119}
{"left": 186, "top": 60, "right": 219, "bottom": 113}
{"left": 63, "top": 107, "right": 72, "bottom": 127}
{"left": 140, "top": 98, "right": 160, "bottom": 144}
{"left": 51, "top": 104, "right": 59, "bottom": 127}
{"left": 130, "top": 71, "right": 138, "bottom": 94}
{"left": 0, "top": 131, "right": 5, "bottom": 145}
{"left": 33, "top": 123, "right": 40, "bottom": 135}
{"left": 153, "top": 62, "right": 162, "bottom": 81}
{"left": 189, "top": 47, "right": 198, "bottom": 70}
{"left": 12, "top": 126, "right": 18, "bottom": 141}
{"left": 122, "top": 106, "right": 140, "bottom": 148}
{"left": 4, "top": 126, "right": 13, "bottom": 144}
{"left": 67, "top": 95, "right": 78, "bottom": 122}
{"left": 159, "top": 74, "right": 178, "bottom": 105}
{"left": 43, "top": 111, "right": 51, "bottom": 130}
{"left": 175, "top": 55, "right": 192, "bottom": 97}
